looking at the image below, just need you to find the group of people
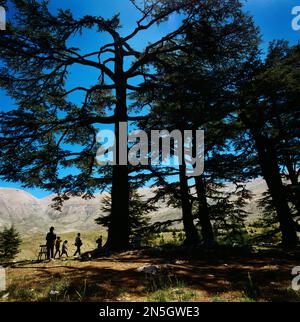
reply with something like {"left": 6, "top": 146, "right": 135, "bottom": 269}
{"left": 46, "top": 226, "right": 142, "bottom": 260}
{"left": 45, "top": 227, "right": 84, "bottom": 260}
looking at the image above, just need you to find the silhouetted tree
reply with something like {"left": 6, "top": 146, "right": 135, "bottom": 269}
{"left": 235, "top": 41, "right": 300, "bottom": 246}
{"left": 134, "top": 0, "right": 259, "bottom": 244}
{"left": 0, "top": 0, "right": 199, "bottom": 251}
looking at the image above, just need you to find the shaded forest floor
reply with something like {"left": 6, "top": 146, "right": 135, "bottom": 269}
{"left": 1, "top": 247, "right": 300, "bottom": 302}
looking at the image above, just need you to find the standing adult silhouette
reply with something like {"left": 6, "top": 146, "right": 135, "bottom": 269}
{"left": 46, "top": 227, "right": 56, "bottom": 260}
{"left": 74, "top": 233, "right": 82, "bottom": 257}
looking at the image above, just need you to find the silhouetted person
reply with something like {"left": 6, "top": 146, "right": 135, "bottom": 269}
{"left": 61, "top": 240, "right": 69, "bottom": 257}
{"left": 96, "top": 235, "right": 103, "bottom": 249}
{"left": 54, "top": 236, "right": 62, "bottom": 258}
{"left": 74, "top": 233, "right": 82, "bottom": 257}
{"left": 132, "top": 235, "right": 141, "bottom": 249}
{"left": 46, "top": 227, "right": 56, "bottom": 259}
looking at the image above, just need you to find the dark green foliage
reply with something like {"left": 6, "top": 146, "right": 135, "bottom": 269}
{"left": 0, "top": 226, "right": 22, "bottom": 261}
{"left": 95, "top": 190, "right": 156, "bottom": 237}
{"left": 0, "top": 0, "right": 200, "bottom": 250}
{"left": 233, "top": 41, "right": 300, "bottom": 245}
{"left": 209, "top": 197, "right": 249, "bottom": 244}
{"left": 133, "top": 0, "right": 261, "bottom": 245}
{"left": 0, "top": 0, "right": 298, "bottom": 248}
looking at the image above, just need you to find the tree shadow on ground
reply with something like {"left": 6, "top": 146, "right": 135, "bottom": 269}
{"left": 5, "top": 247, "right": 300, "bottom": 302}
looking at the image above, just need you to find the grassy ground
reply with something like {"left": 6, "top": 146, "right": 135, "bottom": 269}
{"left": 1, "top": 240, "right": 300, "bottom": 302}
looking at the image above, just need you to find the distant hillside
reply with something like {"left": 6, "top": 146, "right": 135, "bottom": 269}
{"left": 0, "top": 188, "right": 182, "bottom": 235}
{"left": 0, "top": 188, "right": 49, "bottom": 234}
{"left": 0, "top": 189, "right": 108, "bottom": 234}
{"left": 0, "top": 178, "right": 268, "bottom": 235}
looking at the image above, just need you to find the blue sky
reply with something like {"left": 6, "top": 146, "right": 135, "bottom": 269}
{"left": 0, "top": 0, "right": 299, "bottom": 198}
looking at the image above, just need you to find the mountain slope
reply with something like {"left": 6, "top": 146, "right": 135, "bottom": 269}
{"left": 0, "top": 179, "right": 268, "bottom": 235}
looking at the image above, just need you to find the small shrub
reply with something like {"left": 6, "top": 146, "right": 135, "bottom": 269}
{"left": 0, "top": 226, "right": 22, "bottom": 262}
{"left": 6, "top": 283, "right": 36, "bottom": 301}
{"left": 212, "top": 296, "right": 227, "bottom": 302}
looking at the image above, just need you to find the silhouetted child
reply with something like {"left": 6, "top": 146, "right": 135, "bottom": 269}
{"left": 61, "top": 240, "right": 69, "bottom": 258}
{"left": 54, "top": 236, "right": 62, "bottom": 258}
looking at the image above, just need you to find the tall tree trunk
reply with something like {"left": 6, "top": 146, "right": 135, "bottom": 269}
{"left": 107, "top": 163, "right": 130, "bottom": 251}
{"left": 194, "top": 175, "right": 214, "bottom": 242}
{"left": 253, "top": 134, "right": 298, "bottom": 246}
{"left": 106, "top": 117, "right": 130, "bottom": 250}
{"left": 105, "top": 40, "right": 130, "bottom": 250}
{"left": 106, "top": 99, "right": 130, "bottom": 251}
{"left": 179, "top": 164, "right": 200, "bottom": 245}
{"left": 191, "top": 128, "right": 214, "bottom": 242}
